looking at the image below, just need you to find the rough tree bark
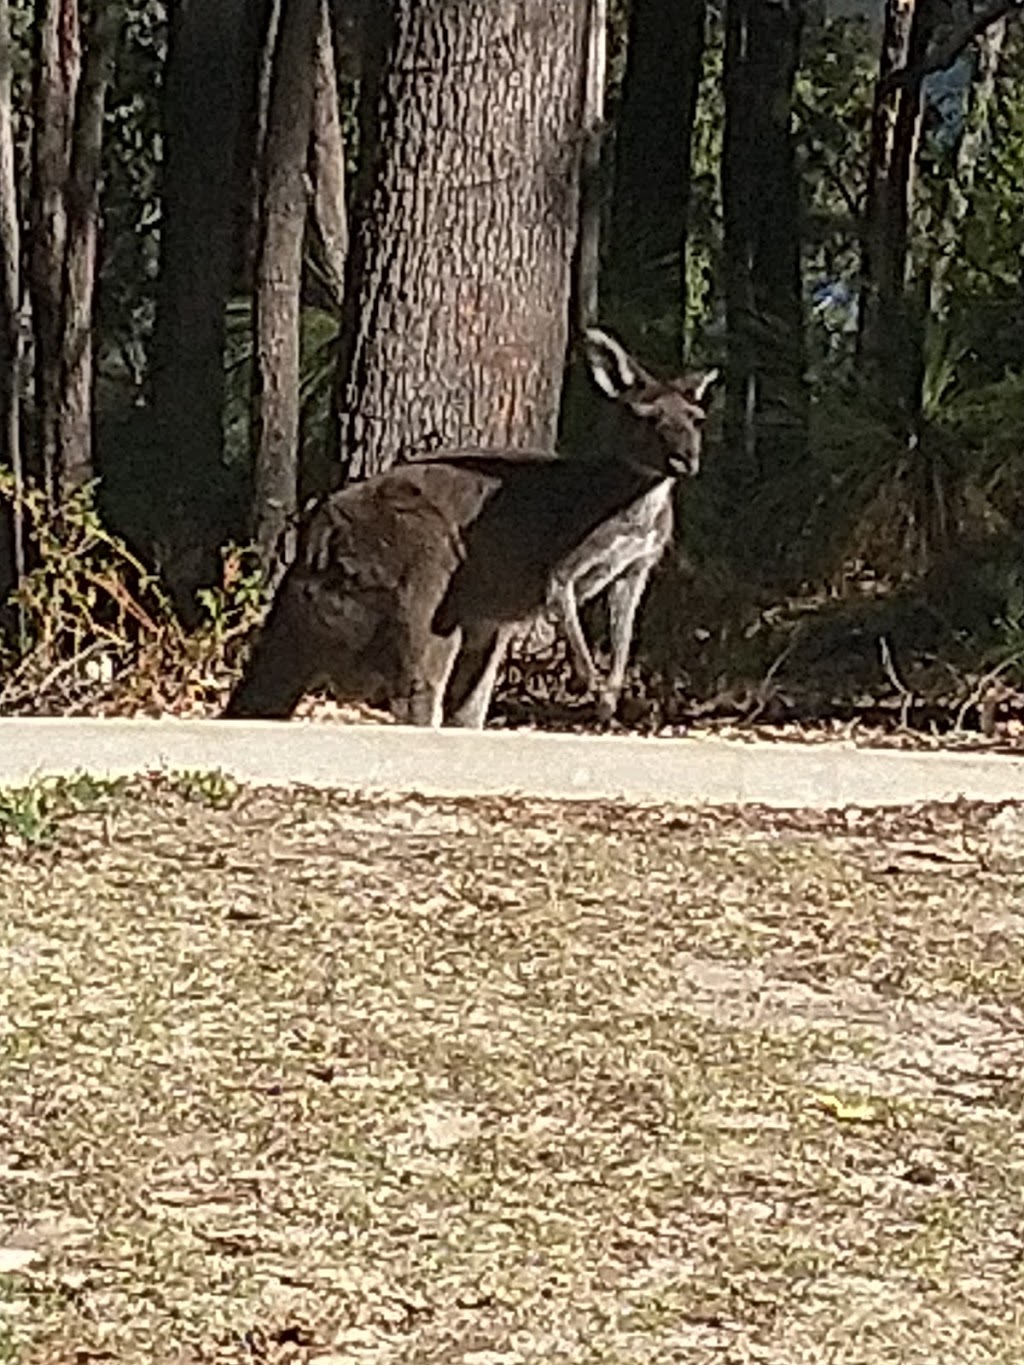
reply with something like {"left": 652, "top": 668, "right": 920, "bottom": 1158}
{"left": 26, "top": 0, "right": 123, "bottom": 502}
{"left": 334, "top": 0, "right": 586, "bottom": 481}
{"left": 722, "top": 0, "right": 807, "bottom": 485}
{"left": 251, "top": 0, "right": 319, "bottom": 575}
{"left": 29, "top": 0, "right": 81, "bottom": 504}
{"left": 308, "top": 0, "right": 347, "bottom": 312}
{"left": 608, "top": 0, "right": 706, "bottom": 364}
{"left": 149, "top": 0, "right": 251, "bottom": 612}
{"left": 56, "top": 1, "right": 125, "bottom": 492}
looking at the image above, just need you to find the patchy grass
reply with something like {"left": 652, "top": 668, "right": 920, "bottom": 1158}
{"left": 1, "top": 784, "right": 1023, "bottom": 1363}
{"left": 0, "top": 774, "right": 125, "bottom": 848}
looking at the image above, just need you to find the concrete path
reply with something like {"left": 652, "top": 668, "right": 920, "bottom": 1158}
{"left": 0, "top": 717, "right": 1023, "bottom": 808}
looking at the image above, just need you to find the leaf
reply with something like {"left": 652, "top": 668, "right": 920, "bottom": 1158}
{"left": 0, "top": 1246, "right": 39, "bottom": 1274}
{"left": 815, "top": 1093, "right": 879, "bottom": 1124}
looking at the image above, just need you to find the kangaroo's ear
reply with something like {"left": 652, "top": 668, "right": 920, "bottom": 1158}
{"left": 583, "top": 327, "right": 641, "bottom": 398}
{"left": 679, "top": 368, "right": 719, "bottom": 407}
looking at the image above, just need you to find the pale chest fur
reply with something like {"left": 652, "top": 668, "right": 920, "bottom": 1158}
{"left": 558, "top": 477, "right": 675, "bottom": 605}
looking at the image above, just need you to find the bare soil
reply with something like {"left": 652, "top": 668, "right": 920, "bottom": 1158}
{"left": 2, "top": 782, "right": 1023, "bottom": 1363}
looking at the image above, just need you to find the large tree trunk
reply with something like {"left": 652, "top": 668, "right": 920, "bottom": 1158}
{"left": 251, "top": 0, "right": 319, "bottom": 575}
{"left": 608, "top": 0, "right": 706, "bottom": 365}
{"left": 722, "top": 0, "right": 807, "bottom": 486}
{"left": 334, "top": 0, "right": 586, "bottom": 481}
{"left": 0, "top": 0, "right": 22, "bottom": 609}
{"left": 148, "top": 0, "right": 251, "bottom": 613}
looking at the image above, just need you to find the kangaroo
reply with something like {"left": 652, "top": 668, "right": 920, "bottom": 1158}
{"left": 224, "top": 328, "right": 716, "bottom": 727}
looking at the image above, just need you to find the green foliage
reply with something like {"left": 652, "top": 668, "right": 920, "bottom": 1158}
{"left": 931, "top": 38, "right": 1024, "bottom": 381}
{"left": 728, "top": 345, "right": 1024, "bottom": 592}
{"left": 0, "top": 773, "right": 123, "bottom": 847}
{"left": 686, "top": 11, "right": 725, "bottom": 357}
{"left": 796, "top": 15, "right": 876, "bottom": 381}
{"left": 0, "top": 468, "right": 181, "bottom": 662}
{"left": 96, "top": 0, "right": 166, "bottom": 397}
{"left": 195, "top": 547, "right": 267, "bottom": 654}
{"left": 170, "top": 769, "right": 241, "bottom": 810}
{"left": 3, "top": 0, "right": 1024, "bottom": 724}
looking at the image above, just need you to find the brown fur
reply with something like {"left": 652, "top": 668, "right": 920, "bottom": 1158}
{"left": 225, "top": 330, "right": 716, "bottom": 727}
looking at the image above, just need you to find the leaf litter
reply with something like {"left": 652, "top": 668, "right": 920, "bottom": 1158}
{"left": 1, "top": 780, "right": 1023, "bottom": 1363}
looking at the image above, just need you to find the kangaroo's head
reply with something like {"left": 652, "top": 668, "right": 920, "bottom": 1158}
{"left": 583, "top": 327, "right": 717, "bottom": 478}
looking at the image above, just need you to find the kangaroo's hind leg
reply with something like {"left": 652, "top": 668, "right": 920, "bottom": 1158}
{"left": 595, "top": 561, "right": 652, "bottom": 721}
{"left": 443, "top": 621, "right": 515, "bottom": 729}
{"left": 389, "top": 627, "right": 462, "bottom": 727}
{"left": 224, "top": 577, "right": 321, "bottom": 718}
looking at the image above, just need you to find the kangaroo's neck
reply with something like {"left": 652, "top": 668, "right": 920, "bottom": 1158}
{"left": 585, "top": 454, "right": 672, "bottom": 502}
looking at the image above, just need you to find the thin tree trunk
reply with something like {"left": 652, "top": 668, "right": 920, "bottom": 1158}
{"left": 322, "top": 0, "right": 388, "bottom": 479}
{"left": 251, "top": 0, "right": 319, "bottom": 574}
{"left": 927, "top": 18, "right": 1007, "bottom": 320}
{"left": 230, "top": 0, "right": 278, "bottom": 294}
{"left": 29, "top": 0, "right": 81, "bottom": 506}
{"left": 574, "top": 0, "right": 606, "bottom": 333}
{"left": 722, "top": 0, "right": 807, "bottom": 485}
{"left": 335, "top": 0, "right": 586, "bottom": 481}
{"left": 56, "top": 0, "right": 125, "bottom": 493}
{"left": 608, "top": 0, "right": 706, "bottom": 365}
{"left": 149, "top": 0, "right": 250, "bottom": 613}
{"left": 308, "top": 0, "right": 347, "bottom": 312}
{"left": 857, "top": 0, "right": 942, "bottom": 424}
{"left": 0, "top": 0, "right": 23, "bottom": 616}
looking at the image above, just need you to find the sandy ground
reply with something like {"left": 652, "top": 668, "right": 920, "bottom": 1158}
{"left": 2, "top": 779, "right": 1023, "bottom": 1363}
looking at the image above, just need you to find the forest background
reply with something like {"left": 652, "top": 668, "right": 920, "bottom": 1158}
{"left": 0, "top": 0, "right": 1022, "bottom": 735}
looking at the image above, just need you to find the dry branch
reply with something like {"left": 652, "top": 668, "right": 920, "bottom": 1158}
{"left": 881, "top": 0, "right": 1022, "bottom": 93}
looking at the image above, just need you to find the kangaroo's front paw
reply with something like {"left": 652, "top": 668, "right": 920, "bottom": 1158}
{"left": 566, "top": 657, "right": 601, "bottom": 695}
{"left": 595, "top": 688, "right": 619, "bottom": 723}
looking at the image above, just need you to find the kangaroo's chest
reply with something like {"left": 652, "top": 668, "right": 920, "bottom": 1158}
{"left": 559, "top": 479, "right": 674, "bottom": 601}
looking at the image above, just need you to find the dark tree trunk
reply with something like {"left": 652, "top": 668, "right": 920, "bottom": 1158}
{"left": 722, "top": 0, "right": 807, "bottom": 486}
{"left": 0, "top": 0, "right": 22, "bottom": 610}
{"left": 573, "top": 0, "right": 606, "bottom": 333}
{"left": 29, "top": 0, "right": 81, "bottom": 505}
{"left": 233, "top": 0, "right": 278, "bottom": 293}
{"left": 26, "top": 0, "right": 123, "bottom": 503}
{"left": 56, "top": 0, "right": 124, "bottom": 492}
{"left": 859, "top": 1, "right": 1014, "bottom": 431}
{"left": 334, "top": 0, "right": 586, "bottom": 481}
{"left": 857, "top": 0, "right": 934, "bottom": 427}
{"left": 608, "top": 0, "right": 706, "bottom": 365}
{"left": 148, "top": 0, "right": 251, "bottom": 613}
{"left": 251, "top": 0, "right": 319, "bottom": 575}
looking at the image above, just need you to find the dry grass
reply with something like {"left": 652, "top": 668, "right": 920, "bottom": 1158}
{"left": 2, "top": 781, "right": 1024, "bottom": 1363}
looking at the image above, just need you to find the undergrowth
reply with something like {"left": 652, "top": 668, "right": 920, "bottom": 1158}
{"left": 0, "top": 471, "right": 266, "bottom": 717}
